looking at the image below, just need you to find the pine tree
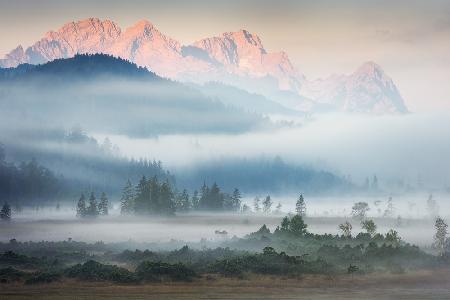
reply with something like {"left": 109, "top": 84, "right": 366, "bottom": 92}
{"left": 76, "top": 193, "right": 86, "bottom": 218}
{"left": 159, "top": 180, "right": 175, "bottom": 215}
{"left": 87, "top": 192, "right": 98, "bottom": 217}
{"left": 176, "top": 189, "right": 190, "bottom": 212}
{"left": 434, "top": 217, "right": 448, "bottom": 257}
{"left": 262, "top": 195, "right": 272, "bottom": 213}
{"left": 231, "top": 188, "right": 242, "bottom": 211}
{"left": 120, "top": 179, "right": 135, "bottom": 215}
{"left": 134, "top": 176, "right": 148, "bottom": 214}
{"left": 0, "top": 203, "right": 11, "bottom": 221}
{"left": 98, "top": 192, "right": 109, "bottom": 216}
{"left": 295, "top": 194, "right": 306, "bottom": 216}
{"left": 191, "top": 190, "right": 199, "bottom": 210}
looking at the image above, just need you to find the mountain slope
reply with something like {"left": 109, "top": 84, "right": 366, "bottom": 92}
{"left": 0, "top": 17, "right": 408, "bottom": 114}
{"left": 0, "top": 54, "right": 269, "bottom": 136}
{"left": 301, "top": 62, "right": 408, "bottom": 113}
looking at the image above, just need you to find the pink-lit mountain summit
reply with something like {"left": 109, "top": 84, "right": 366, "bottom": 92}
{"left": 0, "top": 18, "right": 407, "bottom": 113}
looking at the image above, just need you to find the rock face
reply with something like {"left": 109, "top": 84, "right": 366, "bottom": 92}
{"left": 0, "top": 18, "right": 407, "bottom": 113}
{"left": 301, "top": 62, "right": 408, "bottom": 113}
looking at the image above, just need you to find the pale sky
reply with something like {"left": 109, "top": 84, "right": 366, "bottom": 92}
{"left": 0, "top": 0, "right": 449, "bottom": 111}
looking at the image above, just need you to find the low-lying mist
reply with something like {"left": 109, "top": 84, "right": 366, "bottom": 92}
{"left": 95, "top": 112, "right": 450, "bottom": 190}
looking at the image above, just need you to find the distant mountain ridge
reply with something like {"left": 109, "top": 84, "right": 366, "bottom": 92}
{"left": 0, "top": 54, "right": 269, "bottom": 136}
{"left": 0, "top": 17, "right": 408, "bottom": 113}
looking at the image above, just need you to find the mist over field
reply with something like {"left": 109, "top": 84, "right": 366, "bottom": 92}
{"left": 1, "top": 3, "right": 450, "bottom": 295}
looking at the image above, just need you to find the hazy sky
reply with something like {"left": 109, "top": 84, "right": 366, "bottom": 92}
{"left": 0, "top": 0, "right": 449, "bottom": 111}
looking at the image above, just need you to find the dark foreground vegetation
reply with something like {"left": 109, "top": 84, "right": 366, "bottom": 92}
{"left": 0, "top": 216, "right": 448, "bottom": 286}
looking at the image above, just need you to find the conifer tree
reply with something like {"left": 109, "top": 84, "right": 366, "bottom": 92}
{"left": 87, "top": 192, "right": 98, "bottom": 217}
{"left": 0, "top": 203, "right": 11, "bottom": 221}
{"left": 76, "top": 193, "right": 86, "bottom": 218}
{"left": 295, "top": 194, "right": 306, "bottom": 216}
{"left": 434, "top": 217, "right": 448, "bottom": 257}
{"left": 230, "top": 188, "right": 242, "bottom": 211}
{"left": 120, "top": 179, "right": 135, "bottom": 215}
{"left": 191, "top": 190, "right": 199, "bottom": 210}
{"left": 98, "top": 192, "right": 109, "bottom": 216}
{"left": 176, "top": 189, "right": 190, "bottom": 212}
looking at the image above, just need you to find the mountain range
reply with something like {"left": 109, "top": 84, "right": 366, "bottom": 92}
{"left": 0, "top": 18, "right": 407, "bottom": 113}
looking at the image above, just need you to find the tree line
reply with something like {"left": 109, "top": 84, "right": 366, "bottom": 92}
{"left": 119, "top": 177, "right": 242, "bottom": 215}
{"left": 76, "top": 192, "right": 109, "bottom": 218}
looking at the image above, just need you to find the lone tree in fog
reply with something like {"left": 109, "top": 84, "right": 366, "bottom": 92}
{"left": 120, "top": 180, "right": 135, "bottom": 215}
{"left": 434, "top": 217, "right": 448, "bottom": 257}
{"left": 339, "top": 221, "right": 353, "bottom": 237}
{"left": 295, "top": 194, "right": 306, "bottom": 216}
{"left": 351, "top": 202, "right": 369, "bottom": 220}
{"left": 262, "top": 195, "right": 272, "bottom": 213}
{"left": 361, "top": 219, "right": 377, "bottom": 236}
{"left": 76, "top": 193, "right": 87, "bottom": 217}
{"left": 253, "top": 197, "right": 261, "bottom": 212}
{"left": 87, "top": 192, "right": 98, "bottom": 217}
{"left": 0, "top": 203, "right": 11, "bottom": 221}
{"left": 98, "top": 192, "right": 109, "bottom": 216}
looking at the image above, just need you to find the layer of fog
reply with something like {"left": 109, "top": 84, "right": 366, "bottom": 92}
{"left": 95, "top": 112, "right": 450, "bottom": 189}
{"left": 0, "top": 210, "right": 439, "bottom": 249}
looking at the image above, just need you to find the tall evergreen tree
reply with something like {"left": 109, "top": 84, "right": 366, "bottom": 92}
{"left": 191, "top": 190, "right": 200, "bottom": 210}
{"left": 0, "top": 203, "right": 11, "bottom": 221}
{"left": 176, "top": 189, "right": 191, "bottom": 212}
{"left": 76, "top": 193, "right": 86, "bottom": 218}
{"left": 120, "top": 179, "right": 135, "bottom": 215}
{"left": 98, "top": 192, "right": 109, "bottom": 216}
{"left": 159, "top": 180, "right": 175, "bottom": 215}
{"left": 434, "top": 217, "right": 448, "bottom": 257}
{"left": 87, "top": 192, "right": 98, "bottom": 217}
{"left": 295, "top": 194, "right": 306, "bottom": 216}
{"left": 230, "top": 188, "right": 242, "bottom": 211}
{"left": 134, "top": 176, "right": 148, "bottom": 214}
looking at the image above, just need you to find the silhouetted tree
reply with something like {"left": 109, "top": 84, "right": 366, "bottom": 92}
{"left": 295, "top": 194, "right": 306, "bottom": 216}
{"left": 0, "top": 203, "right": 11, "bottom": 221}
{"left": 351, "top": 202, "right": 369, "bottom": 220}
{"left": 87, "top": 192, "right": 98, "bottom": 217}
{"left": 361, "top": 219, "right": 377, "bottom": 236}
{"left": 120, "top": 180, "right": 135, "bottom": 215}
{"left": 339, "top": 221, "right": 352, "bottom": 237}
{"left": 76, "top": 193, "right": 86, "bottom": 218}
{"left": 434, "top": 217, "right": 448, "bottom": 257}
{"left": 98, "top": 192, "right": 109, "bottom": 216}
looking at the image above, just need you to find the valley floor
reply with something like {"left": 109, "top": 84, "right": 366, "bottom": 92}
{"left": 2, "top": 270, "right": 450, "bottom": 300}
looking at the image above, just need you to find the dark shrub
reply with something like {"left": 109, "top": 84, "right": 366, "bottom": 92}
{"left": 25, "top": 272, "right": 61, "bottom": 284}
{"left": 0, "top": 267, "right": 26, "bottom": 283}
{"left": 65, "top": 260, "right": 136, "bottom": 283}
{"left": 135, "top": 261, "right": 197, "bottom": 282}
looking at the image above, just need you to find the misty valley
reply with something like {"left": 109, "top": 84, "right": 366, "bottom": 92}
{"left": 0, "top": 28, "right": 450, "bottom": 299}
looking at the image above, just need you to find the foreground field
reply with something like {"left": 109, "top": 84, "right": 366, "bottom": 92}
{"left": 2, "top": 270, "right": 450, "bottom": 300}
